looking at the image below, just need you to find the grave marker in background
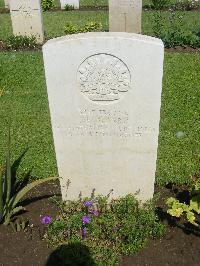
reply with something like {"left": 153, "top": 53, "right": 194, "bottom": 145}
{"left": 10, "top": 0, "right": 44, "bottom": 44}
{"left": 43, "top": 32, "right": 164, "bottom": 202}
{"left": 109, "top": 0, "right": 142, "bottom": 33}
{"left": 4, "top": 0, "right": 9, "bottom": 8}
{"left": 60, "top": 0, "right": 79, "bottom": 9}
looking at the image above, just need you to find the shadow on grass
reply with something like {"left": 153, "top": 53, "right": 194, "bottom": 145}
{"left": 10, "top": 148, "right": 61, "bottom": 206}
{"left": 11, "top": 147, "right": 29, "bottom": 196}
{"left": 46, "top": 243, "right": 96, "bottom": 266}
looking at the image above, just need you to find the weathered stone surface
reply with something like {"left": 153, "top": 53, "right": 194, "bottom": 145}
{"left": 10, "top": 0, "right": 44, "bottom": 44}
{"left": 43, "top": 32, "right": 164, "bottom": 202}
{"left": 60, "top": 0, "right": 79, "bottom": 9}
{"left": 109, "top": 0, "right": 142, "bottom": 33}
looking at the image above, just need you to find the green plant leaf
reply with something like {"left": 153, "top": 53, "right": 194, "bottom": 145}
{"left": 10, "top": 206, "right": 25, "bottom": 217}
{"left": 190, "top": 195, "right": 200, "bottom": 214}
{"left": 167, "top": 207, "right": 183, "bottom": 217}
{"left": 10, "top": 176, "right": 58, "bottom": 209}
{"left": 6, "top": 129, "right": 11, "bottom": 205}
{"left": 10, "top": 222, "right": 17, "bottom": 232}
{"left": 166, "top": 197, "right": 177, "bottom": 206}
{"left": 16, "top": 221, "right": 21, "bottom": 232}
{"left": 186, "top": 211, "right": 197, "bottom": 225}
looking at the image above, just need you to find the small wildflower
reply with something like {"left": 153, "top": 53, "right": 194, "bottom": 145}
{"left": 40, "top": 215, "right": 52, "bottom": 225}
{"left": 92, "top": 210, "right": 99, "bottom": 216}
{"left": 82, "top": 216, "right": 91, "bottom": 224}
{"left": 84, "top": 201, "right": 93, "bottom": 207}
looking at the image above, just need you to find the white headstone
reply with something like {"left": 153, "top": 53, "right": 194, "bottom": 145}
{"left": 4, "top": 0, "right": 9, "bottom": 8}
{"left": 43, "top": 32, "right": 164, "bottom": 202}
{"left": 9, "top": 0, "right": 44, "bottom": 44}
{"left": 60, "top": 0, "right": 79, "bottom": 9}
{"left": 109, "top": 0, "right": 142, "bottom": 33}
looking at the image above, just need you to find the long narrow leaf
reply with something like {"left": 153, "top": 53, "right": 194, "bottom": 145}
{"left": 3, "top": 205, "right": 25, "bottom": 226}
{"left": 6, "top": 129, "right": 11, "bottom": 204}
{"left": 10, "top": 206, "right": 25, "bottom": 217}
{"left": 10, "top": 176, "right": 58, "bottom": 209}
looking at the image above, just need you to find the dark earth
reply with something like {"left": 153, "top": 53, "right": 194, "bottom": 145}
{"left": 0, "top": 180, "right": 199, "bottom": 266}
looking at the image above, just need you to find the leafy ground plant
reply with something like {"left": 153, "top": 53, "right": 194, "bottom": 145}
{"left": 6, "top": 35, "right": 37, "bottom": 50}
{"left": 150, "top": 0, "right": 171, "bottom": 9}
{"left": 46, "top": 194, "right": 165, "bottom": 265}
{"left": 0, "top": 130, "right": 58, "bottom": 225}
{"left": 64, "top": 21, "right": 102, "bottom": 34}
{"left": 166, "top": 176, "right": 200, "bottom": 226}
{"left": 64, "top": 4, "right": 74, "bottom": 11}
{"left": 152, "top": 11, "right": 200, "bottom": 48}
{"left": 42, "top": 0, "right": 54, "bottom": 11}
{"left": 173, "top": 0, "right": 200, "bottom": 10}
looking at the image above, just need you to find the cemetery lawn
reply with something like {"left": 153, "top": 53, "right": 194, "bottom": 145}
{"left": 0, "top": 0, "right": 186, "bottom": 8}
{"left": 0, "top": 51, "right": 199, "bottom": 185}
{"left": 0, "top": 11, "right": 200, "bottom": 41}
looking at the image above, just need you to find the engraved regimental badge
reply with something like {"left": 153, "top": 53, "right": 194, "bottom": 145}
{"left": 77, "top": 53, "right": 131, "bottom": 103}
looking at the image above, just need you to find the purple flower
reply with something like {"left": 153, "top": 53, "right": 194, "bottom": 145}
{"left": 92, "top": 210, "right": 99, "bottom": 216}
{"left": 40, "top": 215, "right": 52, "bottom": 225}
{"left": 84, "top": 201, "right": 93, "bottom": 207}
{"left": 82, "top": 216, "right": 91, "bottom": 224}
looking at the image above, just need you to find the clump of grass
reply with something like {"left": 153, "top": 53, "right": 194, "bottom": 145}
{"left": 64, "top": 21, "right": 102, "bottom": 34}
{"left": 46, "top": 194, "right": 165, "bottom": 265}
{"left": 6, "top": 35, "right": 38, "bottom": 50}
{"left": 42, "top": 0, "right": 54, "bottom": 11}
{"left": 64, "top": 4, "right": 74, "bottom": 11}
{"left": 152, "top": 12, "right": 200, "bottom": 48}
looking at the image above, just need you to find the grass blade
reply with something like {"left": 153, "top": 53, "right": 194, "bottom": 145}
{"left": 6, "top": 128, "right": 11, "bottom": 204}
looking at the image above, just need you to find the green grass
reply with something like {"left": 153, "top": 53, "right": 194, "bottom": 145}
{"left": 0, "top": 51, "right": 199, "bottom": 184}
{"left": 0, "top": 0, "right": 188, "bottom": 8}
{"left": 0, "top": 52, "right": 57, "bottom": 180}
{"left": 0, "top": 0, "right": 4, "bottom": 8}
{"left": 0, "top": 0, "right": 151, "bottom": 8}
{"left": 157, "top": 52, "right": 200, "bottom": 185}
{"left": 44, "top": 11, "right": 108, "bottom": 39}
{"left": 0, "top": 1, "right": 199, "bottom": 185}
{"left": 0, "top": 11, "right": 199, "bottom": 41}
{"left": 81, "top": 0, "right": 108, "bottom": 6}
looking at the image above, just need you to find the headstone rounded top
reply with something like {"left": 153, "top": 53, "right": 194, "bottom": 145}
{"left": 43, "top": 32, "right": 164, "bottom": 47}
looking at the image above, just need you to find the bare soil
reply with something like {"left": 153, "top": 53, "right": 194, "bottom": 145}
{"left": 0, "top": 181, "right": 199, "bottom": 266}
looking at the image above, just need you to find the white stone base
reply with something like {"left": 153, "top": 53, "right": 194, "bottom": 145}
{"left": 60, "top": 0, "right": 79, "bottom": 9}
